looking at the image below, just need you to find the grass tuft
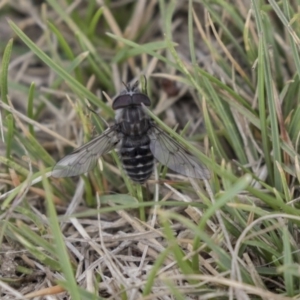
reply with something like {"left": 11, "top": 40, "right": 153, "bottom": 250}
{"left": 0, "top": 0, "right": 300, "bottom": 299}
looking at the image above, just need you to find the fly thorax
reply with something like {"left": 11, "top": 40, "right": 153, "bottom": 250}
{"left": 115, "top": 106, "right": 150, "bottom": 136}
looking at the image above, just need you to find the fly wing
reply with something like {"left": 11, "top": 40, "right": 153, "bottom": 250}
{"left": 148, "top": 125, "right": 210, "bottom": 180}
{"left": 52, "top": 125, "right": 120, "bottom": 178}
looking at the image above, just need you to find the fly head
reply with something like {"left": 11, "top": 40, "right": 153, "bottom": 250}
{"left": 112, "top": 81, "right": 151, "bottom": 110}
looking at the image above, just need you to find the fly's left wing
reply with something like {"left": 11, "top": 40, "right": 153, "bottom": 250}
{"left": 52, "top": 125, "right": 120, "bottom": 178}
{"left": 148, "top": 125, "right": 210, "bottom": 180}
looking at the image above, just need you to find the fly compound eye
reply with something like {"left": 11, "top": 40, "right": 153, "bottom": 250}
{"left": 112, "top": 94, "right": 132, "bottom": 110}
{"left": 112, "top": 91, "right": 151, "bottom": 110}
{"left": 132, "top": 94, "right": 151, "bottom": 106}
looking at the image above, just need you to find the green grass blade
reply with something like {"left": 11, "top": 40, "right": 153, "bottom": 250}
{"left": 42, "top": 167, "right": 81, "bottom": 300}
{"left": 0, "top": 38, "right": 13, "bottom": 106}
{"left": 252, "top": 1, "right": 282, "bottom": 191}
{"left": 27, "top": 82, "right": 35, "bottom": 137}
{"left": 282, "top": 227, "right": 294, "bottom": 296}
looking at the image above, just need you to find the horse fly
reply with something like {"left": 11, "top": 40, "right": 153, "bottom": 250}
{"left": 52, "top": 81, "right": 210, "bottom": 183}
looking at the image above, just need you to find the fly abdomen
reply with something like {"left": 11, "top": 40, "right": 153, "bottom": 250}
{"left": 120, "top": 135, "right": 154, "bottom": 183}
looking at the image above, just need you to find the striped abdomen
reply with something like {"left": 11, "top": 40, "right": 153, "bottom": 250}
{"left": 120, "top": 135, "right": 154, "bottom": 183}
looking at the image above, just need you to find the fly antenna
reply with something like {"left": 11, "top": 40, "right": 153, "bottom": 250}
{"left": 122, "top": 81, "right": 129, "bottom": 91}
{"left": 132, "top": 80, "right": 139, "bottom": 90}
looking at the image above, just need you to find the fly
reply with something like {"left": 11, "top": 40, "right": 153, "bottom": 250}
{"left": 52, "top": 81, "right": 210, "bottom": 183}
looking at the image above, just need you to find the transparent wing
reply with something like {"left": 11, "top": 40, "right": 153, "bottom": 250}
{"left": 52, "top": 126, "right": 120, "bottom": 178}
{"left": 149, "top": 125, "right": 210, "bottom": 180}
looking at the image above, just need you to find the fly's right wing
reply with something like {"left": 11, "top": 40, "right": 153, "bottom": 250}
{"left": 52, "top": 125, "right": 120, "bottom": 178}
{"left": 148, "top": 125, "right": 210, "bottom": 180}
